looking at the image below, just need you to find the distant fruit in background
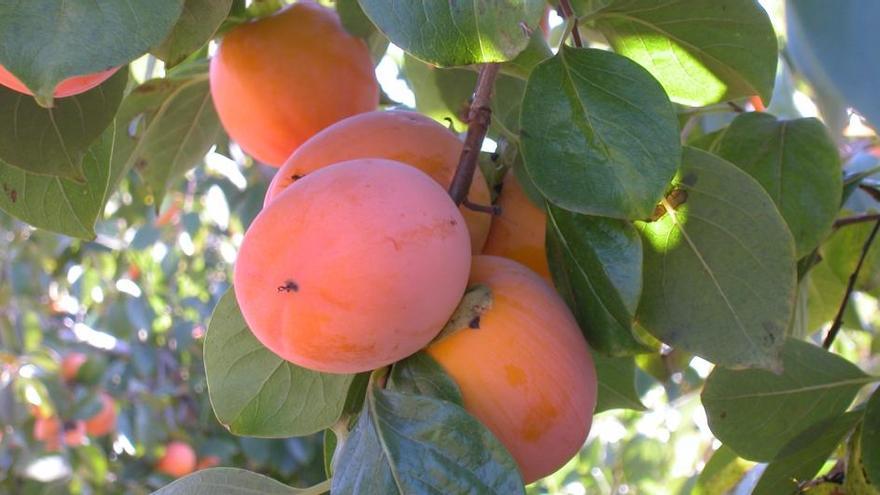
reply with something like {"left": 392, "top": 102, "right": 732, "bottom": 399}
{"left": 265, "top": 110, "right": 493, "bottom": 253}
{"left": 195, "top": 455, "right": 221, "bottom": 471}
{"left": 482, "top": 173, "right": 550, "bottom": 279}
{"left": 60, "top": 352, "right": 87, "bottom": 382}
{"left": 63, "top": 421, "right": 87, "bottom": 447}
{"left": 33, "top": 416, "right": 62, "bottom": 452}
{"left": 0, "top": 65, "right": 119, "bottom": 98}
{"left": 235, "top": 159, "right": 471, "bottom": 373}
{"left": 156, "top": 441, "right": 198, "bottom": 478}
{"left": 426, "top": 255, "right": 598, "bottom": 483}
{"left": 84, "top": 392, "right": 117, "bottom": 437}
{"left": 210, "top": 1, "right": 378, "bottom": 166}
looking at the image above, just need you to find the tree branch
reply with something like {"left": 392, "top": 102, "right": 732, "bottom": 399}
{"left": 823, "top": 219, "right": 880, "bottom": 349}
{"left": 834, "top": 213, "right": 880, "bottom": 228}
{"left": 447, "top": 63, "right": 501, "bottom": 205}
{"left": 558, "top": 0, "right": 583, "bottom": 47}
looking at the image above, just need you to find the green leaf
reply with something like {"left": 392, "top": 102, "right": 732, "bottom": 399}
{"left": 702, "top": 338, "right": 873, "bottom": 461}
{"left": 204, "top": 289, "right": 356, "bottom": 437}
{"left": 753, "top": 412, "right": 861, "bottom": 495}
{"left": 0, "top": 121, "right": 125, "bottom": 239}
{"left": 802, "top": 261, "right": 847, "bottom": 335}
{"left": 358, "top": 0, "right": 545, "bottom": 66}
{"left": 592, "top": 352, "right": 645, "bottom": 412}
{"left": 822, "top": 219, "right": 880, "bottom": 293}
{"left": 520, "top": 47, "right": 680, "bottom": 220}
{"left": 546, "top": 206, "right": 649, "bottom": 355}
{"left": 152, "top": 467, "right": 310, "bottom": 494}
{"left": 787, "top": 0, "right": 880, "bottom": 128}
{"left": 332, "top": 381, "right": 525, "bottom": 494}
{"left": 591, "top": 0, "right": 778, "bottom": 106}
{"left": 153, "top": 0, "right": 234, "bottom": 68}
{"left": 0, "top": 69, "right": 127, "bottom": 180}
{"left": 337, "top": 0, "right": 389, "bottom": 64}
{"left": 847, "top": 425, "right": 880, "bottom": 495}
{"left": 636, "top": 147, "right": 796, "bottom": 370}
{"left": 715, "top": 113, "right": 842, "bottom": 257}
{"left": 501, "top": 29, "right": 553, "bottom": 80}
{"left": 388, "top": 352, "right": 463, "bottom": 406}
{"left": 125, "top": 75, "right": 221, "bottom": 207}
{"left": 0, "top": 0, "right": 183, "bottom": 105}
{"left": 863, "top": 386, "right": 880, "bottom": 487}
{"left": 692, "top": 446, "right": 753, "bottom": 495}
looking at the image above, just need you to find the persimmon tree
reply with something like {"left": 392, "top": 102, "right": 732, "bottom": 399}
{"left": 0, "top": 1, "right": 879, "bottom": 494}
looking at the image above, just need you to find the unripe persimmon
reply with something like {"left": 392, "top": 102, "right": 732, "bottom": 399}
{"left": 265, "top": 110, "right": 492, "bottom": 253}
{"left": 235, "top": 159, "right": 471, "bottom": 373}
{"left": 482, "top": 173, "right": 550, "bottom": 279}
{"left": 156, "top": 441, "right": 197, "bottom": 478}
{"left": 426, "top": 255, "right": 597, "bottom": 483}
{"left": 84, "top": 392, "right": 117, "bottom": 437}
{"left": 210, "top": 1, "right": 379, "bottom": 166}
{"left": 0, "top": 65, "right": 118, "bottom": 98}
{"left": 60, "top": 352, "right": 87, "bottom": 381}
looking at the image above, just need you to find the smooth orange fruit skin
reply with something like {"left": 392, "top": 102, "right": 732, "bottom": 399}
{"left": 156, "top": 441, "right": 197, "bottom": 478}
{"left": 482, "top": 173, "right": 550, "bottom": 279}
{"left": 0, "top": 65, "right": 118, "bottom": 98}
{"left": 60, "top": 352, "right": 87, "bottom": 381}
{"left": 84, "top": 392, "right": 117, "bottom": 437}
{"left": 235, "top": 159, "right": 471, "bottom": 374}
{"left": 264, "top": 110, "right": 492, "bottom": 253}
{"left": 210, "top": 1, "right": 379, "bottom": 166}
{"left": 426, "top": 255, "right": 597, "bottom": 483}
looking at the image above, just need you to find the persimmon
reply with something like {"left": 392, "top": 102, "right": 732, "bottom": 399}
{"left": 156, "top": 441, "right": 197, "bottom": 478}
{"left": 195, "top": 455, "right": 221, "bottom": 471}
{"left": 210, "top": 1, "right": 378, "bottom": 166}
{"left": 264, "top": 110, "right": 492, "bottom": 253}
{"left": 482, "top": 173, "right": 550, "bottom": 279}
{"left": 426, "top": 255, "right": 597, "bottom": 483}
{"left": 234, "top": 159, "right": 471, "bottom": 373}
{"left": 60, "top": 352, "right": 87, "bottom": 381}
{"left": 63, "top": 421, "right": 87, "bottom": 447}
{"left": 0, "top": 65, "right": 118, "bottom": 98}
{"left": 33, "top": 416, "right": 62, "bottom": 451}
{"left": 84, "top": 392, "right": 117, "bottom": 437}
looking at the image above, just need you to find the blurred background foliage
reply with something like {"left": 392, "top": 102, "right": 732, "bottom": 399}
{"left": 0, "top": 0, "right": 878, "bottom": 494}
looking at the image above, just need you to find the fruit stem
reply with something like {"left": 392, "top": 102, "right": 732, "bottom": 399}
{"left": 558, "top": 0, "right": 583, "bottom": 48}
{"left": 448, "top": 63, "right": 501, "bottom": 206}
{"left": 823, "top": 219, "right": 880, "bottom": 349}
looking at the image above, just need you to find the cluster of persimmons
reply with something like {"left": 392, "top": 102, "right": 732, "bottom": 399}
{"left": 0, "top": 0, "right": 599, "bottom": 484}
{"left": 212, "top": 2, "right": 599, "bottom": 484}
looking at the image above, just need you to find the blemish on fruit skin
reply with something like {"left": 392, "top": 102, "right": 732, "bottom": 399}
{"left": 277, "top": 280, "right": 299, "bottom": 293}
{"left": 468, "top": 316, "right": 481, "bottom": 329}
{"left": 521, "top": 397, "right": 559, "bottom": 442}
{"left": 2, "top": 183, "right": 17, "bottom": 203}
{"left": 504, "top": 365, "right": 527, "bottom": 386}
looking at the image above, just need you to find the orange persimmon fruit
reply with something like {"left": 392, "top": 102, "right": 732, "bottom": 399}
{"left": 264, "top": 110, "right": 492, "bottom": 253}
{"left": 84, "top": 392, "right": 117, "bottom": 437}
{"left": 426, "top": 255, "right": 597, "bottom": 483}
{"left": 60, "top": 352, "right": 87, "bottom": 382}
{"left": 482, "top": 173, "right": 551, "bottom": 279}
{"left": 156, "top": 441, "right": 197, "bottom": 478}
{"left": 234, "top": 158, "right": 471, "bottom": 374}
{"left": 209, "top": 1, "right": 378, "bottom": 166}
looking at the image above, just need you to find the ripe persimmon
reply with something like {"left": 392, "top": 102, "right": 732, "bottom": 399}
{"left": 426, "top": 255, "right": 597, "bottom": 483}
{"left": 60, "top": 352, "right": 87, "bottom": 382}
{"left": 235, "top": 159, "right": 471, "bottom": 374}
{"left": 63, "top": 421, "right": 87, "bottom": 447}
{"left": 0, "top": 65, "right": 118, "bottom": 98}
{"left": 33, "top": 416, "right": 62, "bottom": 451}
{"left": 84, "top": 392, "right": 117, "bottom": 437}
{"left": 156, "top": 441, "right": 197, "bottom": 478}
{"left": 482, "top": 173, "right": 550, "bottom": 279}
{"left": 264, "top": 110, "right": 492, "bottom": 253}
{"left": 210, "top": 1, "right": 378, "bottom": 166}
